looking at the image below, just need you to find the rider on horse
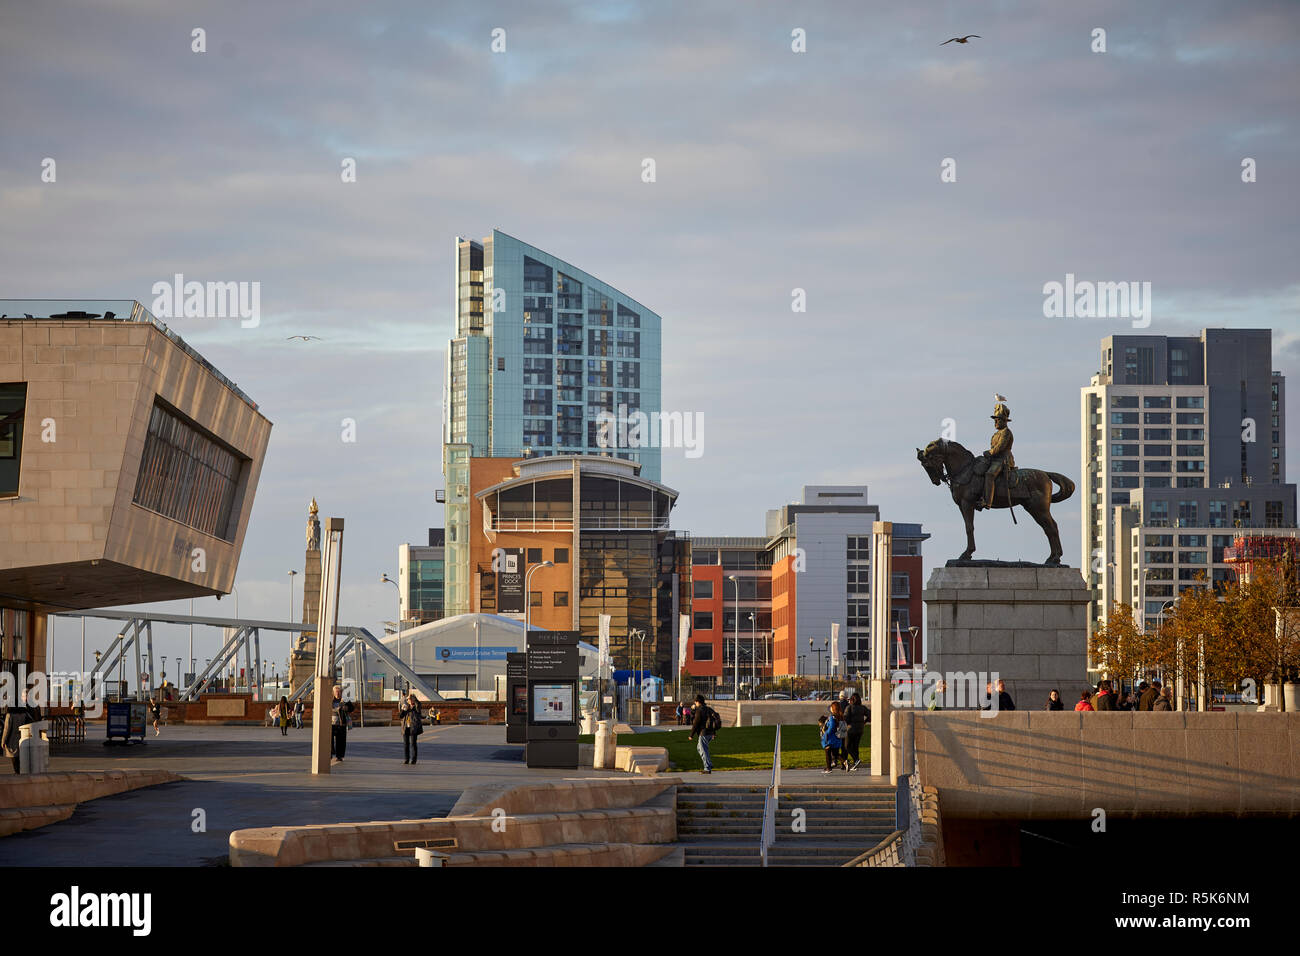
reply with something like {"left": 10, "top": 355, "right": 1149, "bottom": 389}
{"left": 982, "top": 402, "right": 1015, "bottom": 510}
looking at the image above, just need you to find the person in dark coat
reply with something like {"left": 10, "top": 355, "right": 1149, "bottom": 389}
{"left": 329, "top": 684, "right": 354, "bottom": 762}
{"left": 996, "top": 679, "right": 1016, "bottom": 711}
{"left": 1136, "top": 680, "right": 1155, "bottom": 711}
{"left": 1093, "top": 680, "right": 1117, "bottom": 711}
{"left": 1153, "top": 687, "right": 1174, "bottom": 711}
{"left": 687, "top": 694, "right": 716, "bottom": 773}
{"left": 842, "top": 693, "right": 869, "bottom": 771}
{"left": 399, "top": 691, "right": 423, "bottom": 764}
{"left": 1045, "top": 689, "right": 1064, "bottom": 711}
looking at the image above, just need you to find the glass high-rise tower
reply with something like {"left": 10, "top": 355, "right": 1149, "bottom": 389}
{"left": 443, "top": 229, "right": 662, "bottom": 478}
{"left": 441, "top": 230, "right": 663, "bottom": 616}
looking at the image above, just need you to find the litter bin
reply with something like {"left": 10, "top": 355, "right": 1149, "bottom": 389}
{"left": 649, "top": 706, "right": 660, "bottom": 727}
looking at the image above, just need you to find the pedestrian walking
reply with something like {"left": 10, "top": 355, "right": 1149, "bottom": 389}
{"left": 1, "top": 696, "right": 41, "bottom": 772}
{"left": 821, "top": 702, "right": 847, "bottom": 773}
{"left": 148, "top": 696, "right": 162, "bottom": 736}
{"left": 330, "top": 685, "right": 354, "bottom": 763}
{"left": 1045, "top": 689, "right": 1064, "bottom": 711}
{"left": 1093, "top": 680, "right": 1116, "bottom": 711}
{"left": 278, "top": 696, "right": 290, "bottom": 736}
{"left": 843, "top": 692, "right": 869, "bottom": 771}
{"left": 293, "top": 698, "right": 304, "bottom": 729}
{"left": 1074, "top": 691, "right": 1094, "bottom": 712}
{"left": 993, "top": 681, "right": 1013, "bottom": 712}
{"left": 688, "top": 694, "right": 719, "bottom": 773}
{"left": 399, "top": 691, "right": 423, "bottom": 764}
{"left": 1137, "top": 680, "right": 1156, "bottom": 711}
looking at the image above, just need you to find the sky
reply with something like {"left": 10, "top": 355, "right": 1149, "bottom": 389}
{"left": 3, "top": 0, "right": 1298, "bottom": 677}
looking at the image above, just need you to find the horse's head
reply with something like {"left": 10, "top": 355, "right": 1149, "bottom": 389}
{"left": 916, "top": 439, "right": 946, "bottom": 486}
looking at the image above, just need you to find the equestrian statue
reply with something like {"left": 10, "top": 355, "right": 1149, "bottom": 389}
{"left": 916, "top": 400, "right": 1075, "bottom": 565}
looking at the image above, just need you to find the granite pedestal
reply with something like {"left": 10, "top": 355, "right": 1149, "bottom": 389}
{"left": 923, "top": 565, "right": 1090, "bottom": 711}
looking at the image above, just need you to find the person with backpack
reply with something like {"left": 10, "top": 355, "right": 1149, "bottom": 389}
{"left": 842, "top": 693, "right": 868, "bottom": 771}
{"left": 329, "top": 684, "right": 354, "bottom": 763}
{"left": 688, "top": 694, "right": 719, "bottom": 773}
{"left": 293, "top": 698, "right": 304, "bottom": 729}
{"left": 822, "top": 701, "right": 847, "bottom": 773}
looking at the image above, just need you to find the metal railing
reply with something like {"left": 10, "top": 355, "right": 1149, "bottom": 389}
{"left": 760, "top": 722, "right": 781, "bottom": 867}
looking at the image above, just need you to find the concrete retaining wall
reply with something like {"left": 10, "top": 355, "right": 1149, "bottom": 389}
{"left": 905, "top": 710, "right": 1300, "bottom": 819}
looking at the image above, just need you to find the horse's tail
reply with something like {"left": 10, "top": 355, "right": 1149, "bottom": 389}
{"left": 1048, "top": 472, "right": 1075, "bottom": 503}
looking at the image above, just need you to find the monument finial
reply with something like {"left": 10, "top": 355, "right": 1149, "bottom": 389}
{"left": 309, "top": 497, "right": 318, "bottom": 516}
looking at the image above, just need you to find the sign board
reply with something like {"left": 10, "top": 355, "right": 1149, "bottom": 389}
{"left": 436, "top": 646, "right": 515, "bottom": 662}
{"left": 497, "top": 548, "right": 525, "bottom": 615}
{"left": 505, "top": 652, "right": 528, "bottom": 744}
{"left": 526, "top": 631, "right": 579, "bottom": 768}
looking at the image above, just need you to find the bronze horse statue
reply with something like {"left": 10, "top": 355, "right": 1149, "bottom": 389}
{"left": 917, "top": 438, "right": 1075, "bottom": 565}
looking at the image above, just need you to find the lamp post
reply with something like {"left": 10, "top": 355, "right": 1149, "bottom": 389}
{"left": 523, "top": 561, "right": 554, "bottom": 634}
{"left": 747, "top": 612, "right": 756, "bottom": 699}
{"left": 727, "top": 574, "right": 739, "bottom": 703}
{"left": 796, "top": 654, "right": 806, "bottom": 698}
{"left": 810, "top": 636, "right": 828, "bottom": 698}
{"left": 1156, "top": 600, "right": 1175, "bottom": 686}
{"left": 381, "top": 573, "right": 403, "bottom": 690}
{"left": 631, "top": 627, "right": 647, "bottom": 725}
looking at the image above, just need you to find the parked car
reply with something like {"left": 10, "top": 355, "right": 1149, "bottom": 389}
{"left": 762, "top": 693, "right": 791, "bottom": 700}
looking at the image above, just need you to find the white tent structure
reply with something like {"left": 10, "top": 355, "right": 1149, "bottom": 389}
{"left": 375, "top": 613, "right": 598, "bottom": 701}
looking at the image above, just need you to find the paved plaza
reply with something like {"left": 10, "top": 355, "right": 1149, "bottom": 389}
{"left": 0, "top": 723, "right": 882, "bottom": 866}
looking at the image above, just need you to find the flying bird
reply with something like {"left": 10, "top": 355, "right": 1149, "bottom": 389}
{"left": 940, "top": 35, "right": 981, "bottom": 45}
{"left": 285, "top": 335, "right": 323, "bottom": 341}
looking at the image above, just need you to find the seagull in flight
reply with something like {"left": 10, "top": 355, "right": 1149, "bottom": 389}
{"left": 286, "top": 335, "right": 323, "bottom": 341}
{"left": 940, "top": 34, "right": 981, "bottom": 45}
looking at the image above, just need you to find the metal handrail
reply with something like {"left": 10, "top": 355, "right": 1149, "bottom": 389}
{"left": 760, "top": 723, "right": 781, "bottom": 867}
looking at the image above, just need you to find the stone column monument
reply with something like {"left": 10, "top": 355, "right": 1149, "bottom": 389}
{"left": 290, "top": 498, "right": 322, "bottom": 694}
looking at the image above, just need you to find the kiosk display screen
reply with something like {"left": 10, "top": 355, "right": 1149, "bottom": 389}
{"left": 512, "top": 685, "right": 528, "bottom": 716}
{"left": 532, "top": 683, "right": 573, "bottom": 723}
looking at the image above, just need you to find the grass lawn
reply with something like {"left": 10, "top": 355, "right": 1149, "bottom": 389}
{"left": 577, "top": 724, "right": 870, "bottom": 772}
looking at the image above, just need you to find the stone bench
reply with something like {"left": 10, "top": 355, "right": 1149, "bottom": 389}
{"left": 614, "top": 746, "right": 670, "bottom": 775}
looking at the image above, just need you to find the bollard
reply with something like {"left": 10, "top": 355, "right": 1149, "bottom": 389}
{"left": 593, "top": 719, "right": 616, "bottom": 770}
{"left": 415, "top": 848, "right": 446, "bottom": 867}
{"left": 18, "top": 722, "right": 51, "bottom": 774}
{"left": 579, "top": 709, "right": 595, "bottom": 736}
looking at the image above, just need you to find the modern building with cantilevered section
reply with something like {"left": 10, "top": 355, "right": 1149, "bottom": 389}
{"left": 0, "top": 300, "right": 272, "bottom": 676}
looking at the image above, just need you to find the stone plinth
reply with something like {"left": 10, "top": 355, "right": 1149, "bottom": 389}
{"left": 924, "top": 565, "right": 1089, "bottom": 711}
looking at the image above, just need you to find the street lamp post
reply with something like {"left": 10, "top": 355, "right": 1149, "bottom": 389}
{"left": 381, "top": 573, "right": 403, "bottom": 691}
{"left": 810, "top": 637, "right": 828, "bottom": 698}
{"left": 727, "top": 575, "right": 739, "bottom": 703}
{"left": 747, "top": 612, "right": 757, "bottom": 699}
{"left": 632, "top": 628, "right": 647, "bottom": 725}
{"left": 523, "top": 561, "right": 554, "bottom": 635}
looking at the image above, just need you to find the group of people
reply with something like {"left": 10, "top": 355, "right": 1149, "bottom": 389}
{"left": 1061, "top": 679, "right": 1173, "bottom": 712}
{"left": 818, "top": 690, "right": 870, "bottom": 773}
{"left": 268, "top": 696, "right": 306, "bottom": 734}
{"left": 674, "top": 701, "right": 697, "bottom": 725}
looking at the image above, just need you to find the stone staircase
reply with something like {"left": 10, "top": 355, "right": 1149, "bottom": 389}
{"left": 677, "top": 780, "right": 897, "bottom": 867}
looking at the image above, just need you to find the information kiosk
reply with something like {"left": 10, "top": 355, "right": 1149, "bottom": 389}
{"left": 525, "top": 630, "right": 580, "bottom": 768}
{"left": 506, "top": 652, "right": 528, "bottom": 744}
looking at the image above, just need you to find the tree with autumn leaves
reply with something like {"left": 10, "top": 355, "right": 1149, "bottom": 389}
{"left": 1091, "top": 558, "right": 1300, "bottom": 710}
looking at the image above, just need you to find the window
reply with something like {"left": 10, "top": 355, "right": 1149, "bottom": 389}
{"left": 1144, "top": 534, "right": 1173, "bottom": 547}
{"left": 1114, "top": 428, "right": 1139, "bottom": 440}
{"left": 1178, "top": 535, "right": 1206, "bottom": 547}
{"left": 1148, "top": 501, "right": 1169, "bottom": 526}
{"left": 1177, "top": 501, "right": 1199, "bottom": 526}
{"left": 497, "top": 357, "right": 505, "bottom": 371}
{"left": 1179, "top": 551, "right": 1207, "bottom": 564}
{"left": 847, "top": 567, "right": 870, "bottom": 592}
{"left": 891, "top": 572, "right": 910, "bottom": 597}
{"left": 526, "top": 548, "right": 542, "bottom": 564}
{"left": 1111, "top": 412, "right": 1139, "bottom": 425}
{"left": 893, "top": 538, "right": 921, "bottom": 556}
{"left": 1111, "top": 444, "right": 1139, "bottom": 457}
{"left": 693, "top": 611, "right": 714, "bottom": 631}
{"left": 0, "top": 383, "right": 27, "bottom": 498}
{"left": 1175, "top": 396, "right": 1203, "bottom": 408}
{"left": 1266, "top": 501, "right": 1284, "bottom": 528}
{"left": 847, "top": 599, "right": 870, "bottom": 627}
{"left": 847, "top": 536, "right": 872, "bottom": 560}
{"left": 1176, "top": 413, "right": 1204, "bottom": 425}
{"left": 693, "top": 580, "right": 713, "bottom": 599}
{"left": 1142, "top": 396, "right": 1170, "bottom": 409}
{"left": 1144, "top": 413, "right": 1171, "bottom": 425}
{"left": 529, "top": 591, "right": 542, "bottom": 607}
{"left": 1144, "top": 428, "right": 1171, "bottom": 441}
{"left": 132, "top": 401, "right": 244, "bottom": 540}
{"left": 693, "top": 643, "right": 713, "bottom": 662}
{"left": 1145, "top": 445, "right": 1171, "bottom": 457}
{"left": 553, "top": 591, "right": 569, "bottom": 607}
{"left": 1111, "top": 395, "right": 1138, "bottom": 408}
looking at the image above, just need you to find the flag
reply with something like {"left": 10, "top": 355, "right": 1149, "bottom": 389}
{"left": 830, "top": 622, "right": 840, "bottom": 672}
{"left": 894, "top": 621, "right": 909, "bottom": 667}
{"left": 598, "top": 614, "right": 611, "bottom": 670}
{"left": 678, "top": 613, "right": 691, "bottom": 671}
